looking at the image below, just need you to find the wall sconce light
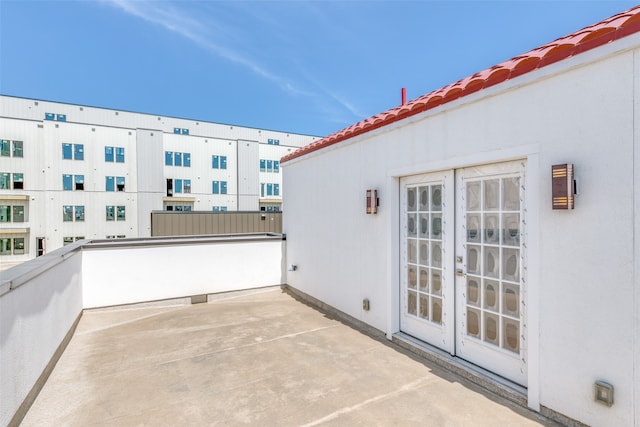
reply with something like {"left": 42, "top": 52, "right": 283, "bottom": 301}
{"left": 594, "top": 381, "right": 614, "bottom": 407}
{"left": 366, "top": 189, "right": 379, "bottom": 214}
{"left": 552, "top": 163, "right": 576, "bottom": 210}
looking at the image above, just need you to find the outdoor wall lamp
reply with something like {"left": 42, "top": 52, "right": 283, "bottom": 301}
{"left": 366, "top": 189, "right": 379, "bottom": 214}
{"left": 552, "top": 163, "right": 576, "bottom": 209}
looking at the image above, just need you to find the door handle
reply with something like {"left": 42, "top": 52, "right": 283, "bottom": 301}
{"left": 456, "top": 269, "right": 465, "bottom": 277}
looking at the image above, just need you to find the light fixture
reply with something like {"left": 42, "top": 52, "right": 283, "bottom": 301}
{"left": 552, "top": 163, "right": 576, "bottom": 209}
{"left": 366, "top": 189, "right": 379, "bottom": 214}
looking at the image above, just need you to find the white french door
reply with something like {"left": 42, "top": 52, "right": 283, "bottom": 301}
{"left": 400, "top": 160, "right": 527, "bottom": 386}
{"left": 400, "top": 171, "right": 455, "bottom": 354}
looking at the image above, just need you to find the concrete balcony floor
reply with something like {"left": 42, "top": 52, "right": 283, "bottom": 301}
{"left": 21, "top": 288, "right": 558, "bottom": 426}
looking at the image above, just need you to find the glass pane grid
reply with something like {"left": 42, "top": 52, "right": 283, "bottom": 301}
{"left": 464, "top": 176, "right": 521, "bottom": 354}
{"left": 406, "top": 184, "right": 443, "bottom": 325}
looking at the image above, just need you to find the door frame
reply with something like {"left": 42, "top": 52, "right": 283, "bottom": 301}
{"left": 387, "top": 147, "right": 541, "bottom": 410}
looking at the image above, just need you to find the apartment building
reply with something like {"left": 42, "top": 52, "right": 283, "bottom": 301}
{"left": 0, "top": 95, "right": 318, "bottom": 262}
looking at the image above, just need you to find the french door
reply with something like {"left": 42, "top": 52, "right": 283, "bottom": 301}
{"left": 400, "top": 160, "right": 527, "bottom": 386}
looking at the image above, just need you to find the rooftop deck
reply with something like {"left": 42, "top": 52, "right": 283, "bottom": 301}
{"left": 20, "top": 287, "right": 556, "bottom": 426}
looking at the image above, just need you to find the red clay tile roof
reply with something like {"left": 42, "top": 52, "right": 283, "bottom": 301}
{"left": 282, "top": 6, "right": 640, "bottom": 164}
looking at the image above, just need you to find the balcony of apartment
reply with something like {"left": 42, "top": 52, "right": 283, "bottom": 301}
{"left": 1, "top": 235, "right": 556, "bottom": 426}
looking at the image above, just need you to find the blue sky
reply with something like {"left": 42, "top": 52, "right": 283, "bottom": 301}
{"left": 1, "top": 1, "right": 637, "bottom": 137}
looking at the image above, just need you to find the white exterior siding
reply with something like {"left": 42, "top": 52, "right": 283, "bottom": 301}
{"left": 0, "top": 96, "right": 318, "bottom": 261}
{"left": 283, "top": 37, "right": 640, "bottom": 426}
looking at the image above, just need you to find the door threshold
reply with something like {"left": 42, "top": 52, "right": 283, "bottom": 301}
{"left": 392, "top": 332, "right": 527, "bottom": 407}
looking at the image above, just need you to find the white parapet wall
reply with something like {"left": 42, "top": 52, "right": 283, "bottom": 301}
{"left": 0, "top": 233, "right": 285, "bottom": 425}
{"left": 0, "top": 244, "right": 84, "bottom": 427}
{"left": 82, "top": 234, "right": 286, "bottom": 308}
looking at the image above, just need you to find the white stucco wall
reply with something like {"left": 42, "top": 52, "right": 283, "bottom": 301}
{"left": 0, "top": 251, "right": 83, "bottom": 427}
{"left": 82, "top": 239, "right": 285, "bottom": 308}
{"left": 283, "top": 37, "right": 639, "bottom": 425}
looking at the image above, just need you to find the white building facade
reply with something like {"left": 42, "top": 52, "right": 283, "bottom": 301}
{"left": 283, "top": 7, "right": 640, "bottom": 426}
{"left": 0, "top": 96, "right": 318, "bottom": 262}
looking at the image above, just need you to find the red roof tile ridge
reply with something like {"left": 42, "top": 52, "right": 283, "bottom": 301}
{"left": 281, "top": 5, "right": 640, "bottom": 164}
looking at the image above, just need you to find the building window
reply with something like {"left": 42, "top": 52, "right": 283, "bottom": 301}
{"left": 274, "top": 184, "right": 280, "bottom": 196}
{"left": 0, "top": 237, "right": 25, "bottom": 255}
{"left": 63, "top": 205, "right": 73, "bottom": 222}
{"left": 63, "top": 143, "right": 83, "bottom": 160}
{"left": 115, "top": 147, "right": 125, "bottom": 163}
{"left": 63, "top": 236, "right": 84, "bottom": 246}
{"left": 117, "top": 206, "right": 126, "bottom": 221}
{"left": 45, "top": 113, "right": 55, "bottom": 121}
{"left": 0, "top": 205, "right": 10, "bottom": 222}
{"left": 260, "top": 183, "right": 264, "bottom": 197}
{"left": 13, "top": 205, "right": 25, "bottom": 222}
{"left": 0, "top": 140, "right": 9, "bottom": 157}
{"left": 0, "top": 205, "right": 25, "bottom": 223}
{"left": 63, "top": 175, "right": 83, "bottom": 191}
{"left": 267, "top": 183, "right": 273, "bottom": 196}
{"left": 174, "top": 128, "right": 189, "bottom": 135}
{"left": 106, "top": 176, "right": 125, "bottom": 192}
{"left": 212, "top": 180, "right": 227, "bottom": 194}
{"left": 105, "top": 146, "right": 114, "bottom": 162}
{"left": 183, "top": 179, "right": 191, "bottom": 194}
{"left": 13, "top": 237, "right": 24, "bottom": 255}
{"left": 175, "top": 179, "right": 183, "bottom": 194}
{"left": 212, "top": 206, "right": 228, "bottom": 212}
{"left": 75, "top": 205, "right": 85, "bottom": 221}
{"left": 13, "top": 173, "right": 23, "bottom": 190}
{"left": 106, "top": 205, "right": 115, "bottom": 221}
{"left": 0, "top": 140, "right": 22, "bottom": 158}
{"left": 267, "top": 139, "right": 280, "bottom": 145}
{"left": 212, "top": 155, "right": 227, "bottom": 169}
{"left": 260, "top": 159, "right": 279, "bottom": 173}
{"left": 62, "top": 143, "right": 72, "bottom": 160}
{"left": 74, "top": 144, "right": 84, "bottom": 160}
{"left": 13, "top": 141, "right": 23, "bottom": 158}
{"left": 166, "top": 151, "right": 190, "bottom": 167}
{"left": 63, "top": 206, "right": 84, "bottom": 222}
{"left": 63, "top": 175, "right": 72, "bottom": 191}
{"left": 0, "top": 173, "right": 9, "bottom": 189}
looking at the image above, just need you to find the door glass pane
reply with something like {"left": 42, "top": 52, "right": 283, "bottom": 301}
{"left": 408, "top": 291, "right": 417, "bottom": 315}
{"left": 463, "top": 173, "right": 523, "bottom": 356}
{"left": 483, "top": 179, "right": 499, "bottom": 210}
{"left": 418, "top": 186, "right": 429, "bottom": 211}
{"left": 483, "top": 213, "right": 499, "bottom": 244}
{"left": 502, "top": 177, "right": 520, "bottom": 210}
{"left": 466, "top": 181, "right": 481, "bottom": 211}
{"left": 431, "top": 185, "right": 442, "bottom": 211}
{"left": 502, "top": 213, "right": 520, "bottom": 246}
{"left": 408, "top": 239, "right": 417, "bottom": 263}
{"left": 503, "top": 319, "right": 520, "bottom": 352}
{"left": 502, "top": 248, "right": 520, "bottom": 282}
{"left": 484, "top": 312, "right": 499, "bottom": 346}
{"left": 419, "top": 213, "right": 429, "bottom": 238}
{"left": 467, "top": 277, "right": 480, "bottom": 306}
{"left": 419, "top": 295, "right": 429, "bottom": 319}
{"left": 404, "top": 180, "right": 445, "bottom": 326}
{"left": 407, "top": 188, "right": 416, "bottom": 211}
{"left": 467, "top": 214, "right": 480, "bottom": 243}
{"left": 407, "top": 213, "right": 417, "bottom": 237}
{"left": 408, "top": 265, "right": 417, "bottom": 289}
{"left": 483, "top": 280, "right": 499, "bottom": 311}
